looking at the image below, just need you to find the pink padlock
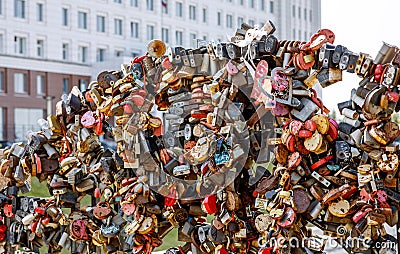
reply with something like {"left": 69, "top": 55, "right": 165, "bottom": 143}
{"left": 81, "top": 111, "right": 97, "bottom": 128}
{"left": 226, "top": 60, "right": 238, "bottom": 75}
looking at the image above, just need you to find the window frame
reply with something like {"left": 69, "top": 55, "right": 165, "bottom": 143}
{"left": 114, "top": 18, "right": 123, "bottom": 35}
{"left": 78, "top": 11, "right": 88, "bottom": 30}
{"left": 62, "top": 7, "right": 69, "bottom": 26}
{"left": 162, "top": 27, "right": 169, "bottom": 43}
{"left": 36, "top": 74, "right": 45, "bottom": 95}
{"left": 36, "top": 3, "right": 44, "bottom": 22}
{"left": 175, "top": 30, "right": 183, "bottom": 46}
{"left": 189, "top": 5, "right": 196, "bottom": 20}
{"left": 14, "top": 0, "right": 26, "bottom": 19}
{"left": 62, "top": 42, "right": 69, "bottom": 61}
{"left": 14, "top": 72, "right": 27, "bottom": 94}
{"left": 78, "top": 45, "right": 88, "bottom": 63}
{"left": 36, "top": 39, "right": 44, "bottom": 58}
{"left": 146, "top": 0, "right": 154, "bottom": 11}
{"left": 146, "top": 24, "right": 155, "bottom": 40}
{"left": 130, "top": 21, "right": 139, "bottom": 38}
{"left": 226, "top": 14, "right": 233, "bottom": 28}
{"left": 0, "top": 70, "right": 4, "bottom": 92}
{"left": 62, "top": 78, "right": 69, "bottom": 95}
{"left": 175, "top": 2, "right": 183, "bottom": 17}
{"left": 202, "top": 8, "right": 207, "bottom": 23}
{"left": 14, "top": 35, "right": 27, "bottom": 55}
{"left": 96, "top": 48, "right": 106, "bottom": 62}
{"left": 217, "top": 12, "right": 221, "bottom": 26}
{"left": 96, "top": 15, "right": 106, "bottom": 33}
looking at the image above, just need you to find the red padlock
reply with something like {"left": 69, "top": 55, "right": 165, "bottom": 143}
{"left": 95, "top": 113, "right": 104, "bottom": 135}
{"left": 70, "top": 219, "right": 89, "bottom": 240}
{"left": 304, "top": 119, "right": 317, "bottom": 132}
{"left": 259, "top": 247, "right": 274, "bottom": 254}
{"left": 202, "top": 194, "right": 218, "bottom": 215}
{"left": 94, "top": 187, "right": 101, "bottom": 199}
{"left": 121, "top": 202, "right": 136, "bottom": 216}
{"left": 375, "top": 64, "right": 384, "bottom": 82}
{"left": 0, "top": 224, "right": 6, "bottom": 234}
{"left": 388, "top": 91, "right": 400, "bottom": 102}
{"left": 3, "top": 204, "right": 14, "bottom": 218}
{"left": 41, "top": 216, "right": 50, "bottom": 226}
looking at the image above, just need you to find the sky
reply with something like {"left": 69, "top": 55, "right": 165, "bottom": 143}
{"left": 320, "top": 0, "right": 400, "bottom": 114}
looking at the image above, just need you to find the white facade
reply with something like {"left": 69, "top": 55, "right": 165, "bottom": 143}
{"left": 0, "top": 0, "right": 321, "bottom": 76}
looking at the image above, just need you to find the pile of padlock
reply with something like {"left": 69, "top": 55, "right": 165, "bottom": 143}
{"left": 0, "top": 19, "right": 400, "bottom": 254}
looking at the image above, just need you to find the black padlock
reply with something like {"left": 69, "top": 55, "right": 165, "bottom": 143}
{"left": 226, "top": 43, "right": 242, "bottom": 60}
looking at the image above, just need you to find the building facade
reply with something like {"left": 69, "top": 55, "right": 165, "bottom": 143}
{"left": 0, "top": 0, "right": 321, "bottom": 141}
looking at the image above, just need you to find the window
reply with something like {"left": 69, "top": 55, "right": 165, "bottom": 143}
{"left": 14, "top": 0, "right": 25, "bottom": 18}
{"left": 97, "top": 15, "right": 105, "bottom": 33}
{"left": 37, "top": 3, "right": 43, "bottom": 21}
{"left": 270, "top": 1, "right": 274, "bottom": 13}
{"left": 146, "top": 0, "right": 153, "bottom": 11}
{"left": 0, "top": 34, "right": 3, "bottom": 53}
{"left": 189, "top": 5, "right": 196, "bottom": 20}
{"left": 298, "top": 7, "right": 301, "bottom": 19}
{"left": 131, "top": 51, "right": 140, "bottom": 57}
{"left": 14, "top": 36, "right": 26, "bottom": 55}
{"left": 304, "top": 8, "right": 307, "bottom": 21}
{"left": 226, "top": 14, "right": 233, "bottom": 28}
{"left": 240, "top": 0, "right": 244, "bottom": 5}
{"left": 0, "top": 108, "right": 3, "bottom": 140}
{"left": 114, "top": 0, "right": 122, "bottom": 3}
{"left": 203, "top": 35, "right": 207, "bottom": 40}
{"left": 62, "top": 78, "right": 69, "bottom": 94}
{"left": 162, "top": 0, "right": 168, "bottom": 14}
{"left": 96, "top": 48, "right": 106, "bottom": 62}
{"left": 130, "top": 22, "right": 139, "bottom": 38}
{"left": 0, "top": 0, "right": 2, "bottom": 15}
{"left": 162, "top": 28, "right": 169, "bottom": 43}
{"left": 298, "top": 30, "right": 301, "bottom": 40}
{"left": 176, "top": 2, "right": 182, "bottom": 17}
{"left": 217, "top": 12, "right": 221, "bottom": 26}
{"left": 114, "top": 18, "right": 123, "bottom": 35}
{"left": 14, "top": 108, "right": 43, "bottom": 141}
{"left": 292, "top": 5, "right": 295, "bottom": 17}
{"left": 0, "top": 71, "right": 4, "bottom": 91}
{"left": 78, "top": 46, "right": 88, "bottom": 63}
{"left": 36, "top": 39, "right": 44, "bottom": 57}
{"left": 175, "top": 31, "right": 183, "bottom": 45}
{"left": 131, "top": 0, "right": 138, "bottom": 7}
{"left": 78, "top": 11, "right": 88, "bottom": 29}
{"left": 292, "top": 29, "right": 295, "bottom": 39}
{"left": 147, "top": 25, "right": 154, "bottom": 40}
{"left": 115, "top": 50, "right": 123, "bottom": 57}
{"left": 260, "top": 0, "right": 265, "bottom": 11}
{"left": 79, "top": 79, "right": 88, "bottom": 91}
{"left": 62, "top": 8, "right": 68, "bottom": 26}
{"left": 249, "top": 0, "right": 254, "bottom": 8}
{"left": 304, "top": 31, "right": 307, "bottom": 40}
{"left": 62, "top": 43, "right": 69, "bottom": 60}
{"left": 36, "top": 75, "right": 44, "bottom": 95}
{"left": 309, "top": 10, "right": 312, "bottom": 22}
{"left": 202, "top": 8, "right": 207, "bottom": 23}
{"left": 249, "top": 19, "right": 254, "bottom": 27}
{"left": 238, "top": 17, "right": 243, "bottom": 27}
{"left": 190, "top": 33, "right": 196, "bottom": 45}
{"left": 14, "top": 73, "right": 27, "bottom": 93}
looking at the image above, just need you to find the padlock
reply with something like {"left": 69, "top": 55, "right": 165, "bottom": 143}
{"left": 290, "top": 98, "right": 319, "bottom": 122}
